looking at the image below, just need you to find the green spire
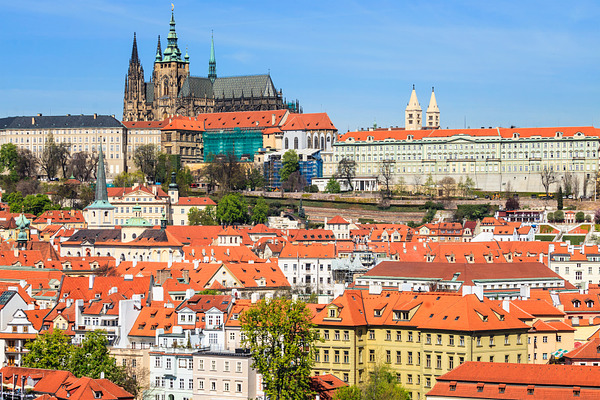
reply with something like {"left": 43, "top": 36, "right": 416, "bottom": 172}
{"left": 155, "top": 35, "right": 163, "bottom": 62}
{"left": 95, "top": 138, "right": 109, "bottom": 202}
{"left": 208, "top": 32, "right": 216, "bottom": 83}
{"left": 163, "top": 11, "right": 182, "bottom": 62}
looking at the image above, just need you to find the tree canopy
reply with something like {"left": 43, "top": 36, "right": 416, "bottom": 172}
{"left": 334, "top": 364, "right": 410, "bottom": 400}
{"left": 325, "top": 177, "right": 341, "bottom": 193}
{"left": 280, "top": 150, "right": 299, "bottom": 183}
{"left": 188, "top": 206, "right": 218, "bottom": 226}
{"left": 241, "top": 298, "right": 320, "bottom": 400}
{"left": 22, "top": 329, "right": 71, "bottom": 370}
{"left": 216, "top": 193, "right": 249, "bottom": 225}
{"left": 251, "top": 197, "right": 269, "bottom": 224}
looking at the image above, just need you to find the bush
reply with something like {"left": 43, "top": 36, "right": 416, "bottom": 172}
{"left": 454, "top": 204, "right": 492, "bottom": 221}
{"left": 576, "top": 211, "right": 585, "bottom": 223}
{"left": 307, "top": 184, "right": 319, "bottom": 193}
{"left": 554, "top": 210, "right": 565, "bottom": 222}
{"left": 547, "top": 212, "right": 555, "bottom": 222}
{"left": 419, "top": 201, "right": 444, "bottom": 210}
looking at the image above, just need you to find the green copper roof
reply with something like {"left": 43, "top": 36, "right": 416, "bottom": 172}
{"left": 123, "top": 216, "right": 152, "bottom": 227}
{"left": 86, "top": 139, "right": 114, "bottom": 210}
{"left": 162, "top": 12, "right": 184, "bottom": 62}
{"left": 208, "top": 33, "right": 216, "bottom": 83}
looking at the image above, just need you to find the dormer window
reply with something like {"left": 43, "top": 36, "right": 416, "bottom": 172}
{"left": 328, "top": 308, "right": 337, "bottom": 318}
{"left": 586, "top": 300, "right": 594, "bottom": 308}
{"left": 573, "top": 300, "right": 581, "bottom": 308}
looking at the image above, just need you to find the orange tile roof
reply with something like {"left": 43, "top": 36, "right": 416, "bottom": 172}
{"left": 279, "top": 243, "right": 336, "bottom": 259}
{"left": 564, "top": 338, "right": 600, "bottom": 361}
{"left": 313, "top": 290, "right": 528, "bottom": 332}
{"left": 129, "top": 303, "right": 177, "bottom": 337}
{"left": 175, "top": 197, "right": 216, "bottom": 206}
{"left": 327, "top": 215, "right": 349, "bottom": 225}
{"left": 59, "top": 276, "right": 151, "bottom": 302}
{"left": 339, "top": 126, "right": 600, "bottom": 143}
{"left": 364, "top": 261, "right": 562, "bottom": 286}
{"left": 195, "top": 109, "right": 288, "bottom": 130}
{"left": 428, "top": 361, "right": 600, "bottom": 398}
{"left": 33, "top": 210, "right": 85, "bottom": 224}
{"left": 281, "top": 113, "right": 336, "bottom": 131}
{"left": 166, "top": 225, "right": 223, "bottom": 246}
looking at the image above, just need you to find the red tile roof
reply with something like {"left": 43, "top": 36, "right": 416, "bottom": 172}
{"left": 427, "top": 361, "right": 600, "bottom": 399}
{"left": 175, "top": 197, "right": 216, "bottom": 206}
{"left": 121, "top": 120, "right": 169, "bottom": 129}
{"left": 564, "top": 338, "right": 600, "bottom": 361}
{"left": 280, "top": 113, "right": 336, "bottom": 131}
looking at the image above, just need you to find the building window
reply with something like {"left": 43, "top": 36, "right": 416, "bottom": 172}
{"left": 197, "top": 379, "right": 204, "bottom": 391}
{"left": 210, "top": 381, "right": 216, "bottom": 391}
{"left": 236, "top": 361, "right": 242, "bottom": 372}
{"left": 369, "top": 350, "right": 375, "bottom": 362}
{"left": 236, "top": 383, "right": 242, "bottom": 393}
{"left": 449, "top": 356, "right": 454, "bottom": 369}
{"left": 396, "top": 351, "right": 401, "bottom": 364}
{"left": 449, "top": 335, "right": 454, "bottom": 346}
{"left": 224, "top": 382, "right": 230, "bottom": 392}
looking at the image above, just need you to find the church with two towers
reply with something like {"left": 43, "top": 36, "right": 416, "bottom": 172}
{"left": 123, "top": 11, "right": 298, "bottom": 121}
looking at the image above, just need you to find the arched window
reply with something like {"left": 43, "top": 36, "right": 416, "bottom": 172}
{"left": 284, "top": 138, "right": 289, "bottom": 149}
{"left": 294, "top": 137, "right": 299, "bottom": 150}
{"left": 314, "top": 137, "right": 319, "bottom": 149}
{"left": 321, "top": 136, "right": 325, "bottom": 150}
{"left": 307, "top": 135, "right": 312, "bottom": 149}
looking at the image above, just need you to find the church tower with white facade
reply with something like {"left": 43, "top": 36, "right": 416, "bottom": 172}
{"left": 405, "top": 85, "right": 422, "bottom": 130}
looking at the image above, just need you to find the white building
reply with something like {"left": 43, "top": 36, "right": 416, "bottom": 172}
{"left": 278, "top": 243, "right": 336, "bottom": 295}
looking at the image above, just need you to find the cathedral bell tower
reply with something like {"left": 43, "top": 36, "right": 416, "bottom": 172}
{"left": 426, "top": 87, "right": 440, "bottom": 129}
{"left": 405, "top": 85, "right": 422, "bottom": 131}
{"left": 123, "top": 33, "right": 147, "bottom": 121}
{"left": 152, "top": 9, "right": 190, "bottom": 120}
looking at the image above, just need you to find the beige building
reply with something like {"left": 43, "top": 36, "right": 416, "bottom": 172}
{"left": 327, "top": 125, "right": 600, "bottom": 195}
{"left": 0, "top": 114, "right": 126, "bottom": 178}
{"left": 108, "top": 185, "right": 170, "bottom": 227}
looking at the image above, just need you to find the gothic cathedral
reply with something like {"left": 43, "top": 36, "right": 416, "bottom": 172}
{"left": 123, "top": 11, "right": 298, "bottom": 122}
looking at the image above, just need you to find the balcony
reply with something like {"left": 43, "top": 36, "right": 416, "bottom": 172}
{"left": 5, "top": 347, "right": 24, "bottom": 353}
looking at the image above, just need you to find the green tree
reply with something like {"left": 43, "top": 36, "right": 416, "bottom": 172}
{"left": 557, "top": 187, "right": 564, "bottom": 210}
{"left": 246, "top": 165, "right": 265, "bottom": 190}
{"left": 454, "top": 204, "right": 492, "bottom": 221}
{"left": 216, "top": 193, "right": 249, "bottom": 225}
{"left": 251, "top": 197, "right": 269, "bottom": 224}
{"left": 22, "top": 330, "right": 72, "bottom": 370}
{"left": 23, "top": 194, "right": 60, "bottom": 216}
{"left": 188, "top": 206, "right": 218, "bottom": 226}
{"left": 113, "top": 171, "right": 145, "bottom": 187}
{"left": 188, "top": 207, "right": 203, "bottom": 226}
{"left": 69, "top": 331, "right": 120, "bottom": 380}
{"left": 334, "top": 364, "right": 410, "bottom": 400}
{"left": 576, "top": 211, "right": 585, "bottom": 223}
{"left": 325, "top": 177, "right": 341, "bottom": 193}
{"left": 554, "top": 210, "right": 565, "bottom": 222}
{"left": 0, "top": 143, "right": 19, "bottom": 176}
{"left": 424, "top": 174, "right": 436, "bottom": 197}
{"left": 241, "top": 299, "right": 320, "bottom": 400}
{"left": 280, "top": 150, "right": 299, "bottom": 183}
{"left": 4, "top": 191, "right": 24, "bottom": 213}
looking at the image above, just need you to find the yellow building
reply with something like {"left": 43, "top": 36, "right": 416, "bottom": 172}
{"left": 312, "top": 290, "right": 529, "bottom": 400}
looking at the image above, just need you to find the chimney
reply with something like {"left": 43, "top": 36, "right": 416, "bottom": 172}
{"left": 88, "top": 275, "right": 95, "bottom": 290}
{"left": 37, "top": 113, "right": 42, "bottom": 117}
{"left": 31, "top": 117, "right": 35, "bottom": 125}
{"left": 181, "top": 269, "right": 189, "bottom": 284}
{"left": 93, "top": 113, "right": 97, "bottom": 119}
{"left": 501, "top": 299, "right": 510, "bottom": 313}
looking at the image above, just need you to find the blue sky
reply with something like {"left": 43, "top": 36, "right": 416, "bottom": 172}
{"left": 1, "top": 0, "right": 599, "bottom": 132}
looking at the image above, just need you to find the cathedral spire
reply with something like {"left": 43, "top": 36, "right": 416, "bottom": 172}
{"left": 155, "top": 35, "right": 163, "bottom": 62}
{"left": 130, "top": 33, "right": 140, "bottom": 64}
{"left": 208, "top": 31, "right": 217, "bottom": 83}
{"left": 162, "top": 11, "right": 182, "bottom": 61}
